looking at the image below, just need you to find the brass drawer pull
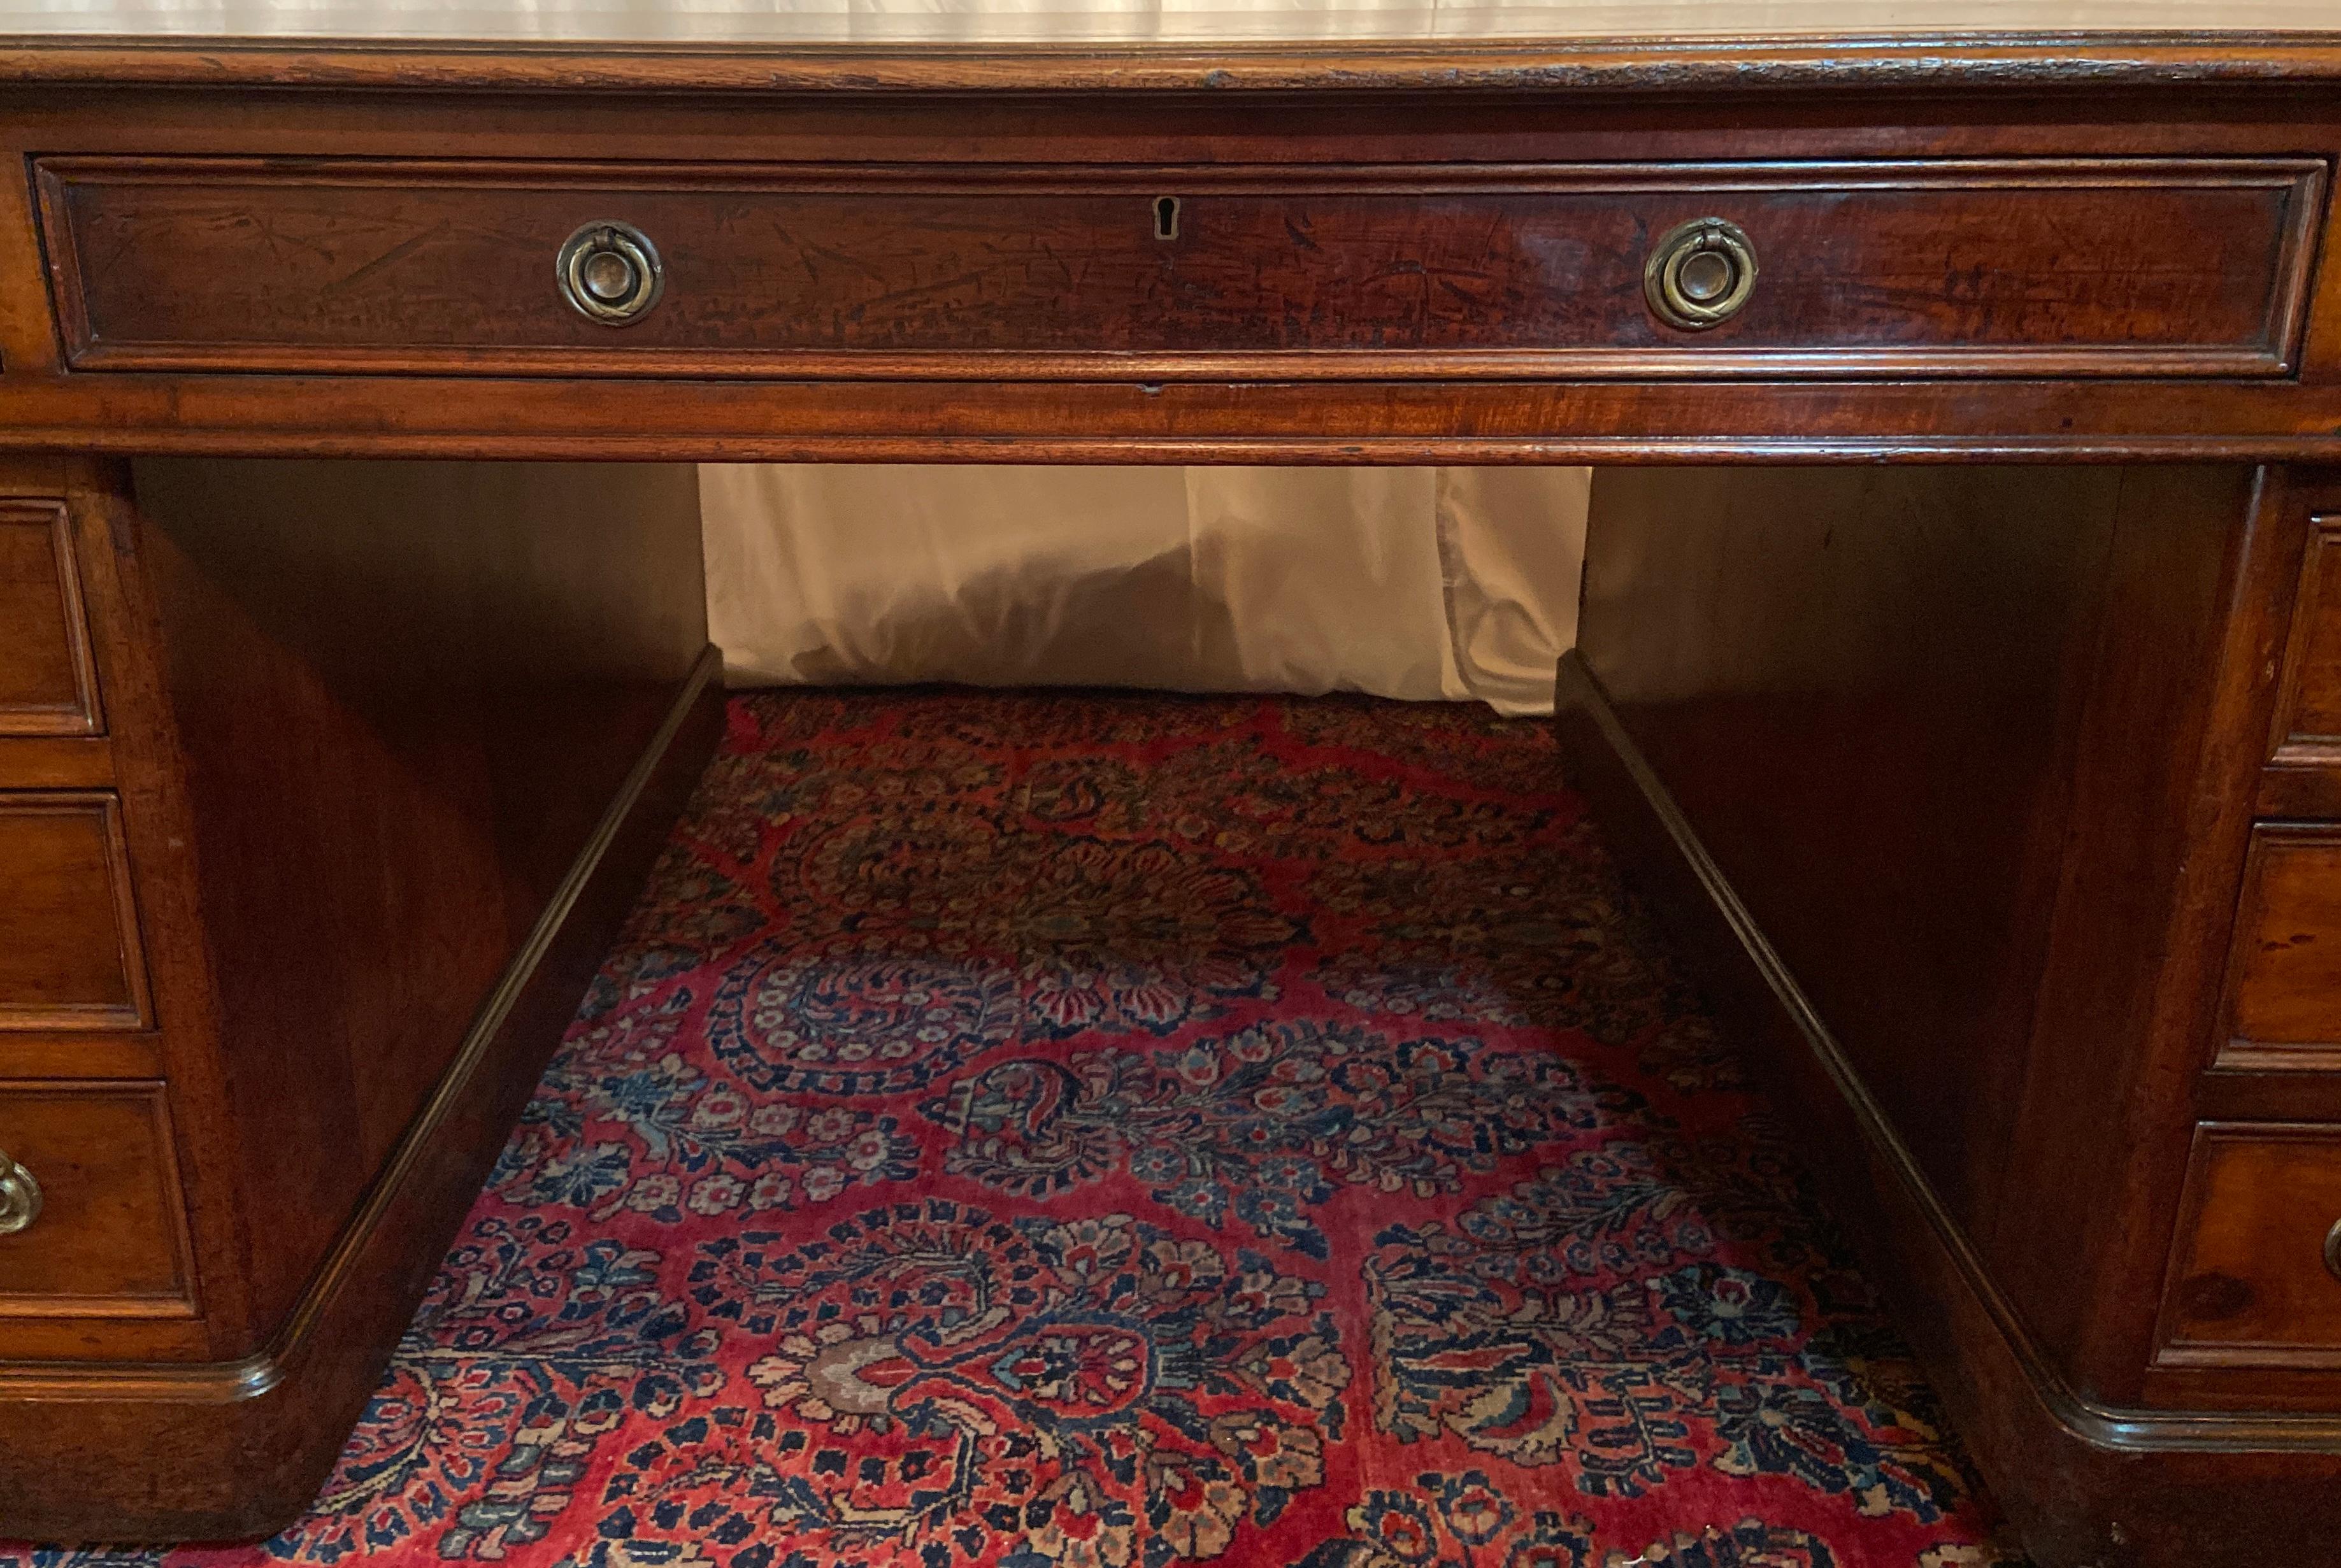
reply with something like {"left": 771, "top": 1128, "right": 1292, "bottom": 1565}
{"left": 0, "top": 1147, "right": 40, "bottom": 1236}
{"left": 2326, "top": 1217, "right": 2341, "bottom": 1283}
{"left": 556, "top": 220, "right": 665, "bottom": 326}
{"left": 1645, "top": 215, "right": 1758, "bottom": 332}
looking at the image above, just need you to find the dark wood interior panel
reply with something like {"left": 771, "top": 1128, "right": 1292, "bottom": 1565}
{"left": 39, "top": 157, "right": 2320, "bottom": 378}
{"left": 0, "top": 671, "right": 722, "bottom": 1538}
{"left": 123, "top": 457, "right": 708, "bottom": 1343}
{"left": 1996, "top": 468, "right": 2289, "bottom": 1399}
{"left": 0, "top": 792, "right": 147, "bottom": 1029}
{"left": 0, "top": 1080, "right": 191, "bottom": 1315}
{"left": 0, "top": 499, "right": 99, "bottom": 735}
{"left": 1576, "top": 464, "right": 2291, "bottom": 1411}
{"left": 2158, "top": 1124, "right": 2341, "bottom": 1366}
{"left": 1577, "top": 466, "right": 2120, "bottom": 1237}
{"left": 1557, "top": 651, "right": 2341, "bottom": 1568}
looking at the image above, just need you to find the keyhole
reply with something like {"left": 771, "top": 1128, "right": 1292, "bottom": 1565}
{"left": 1154, "top": 196, "right": 1180, "bottom": 241}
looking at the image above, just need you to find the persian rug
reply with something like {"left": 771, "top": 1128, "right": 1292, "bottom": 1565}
{"left": 13, "top": 692, "right": 2030, "bottom": 1568}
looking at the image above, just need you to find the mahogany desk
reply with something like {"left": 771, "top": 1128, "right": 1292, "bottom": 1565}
{"left": 1, "top": 5, "right": 2338, "bottom": 1562}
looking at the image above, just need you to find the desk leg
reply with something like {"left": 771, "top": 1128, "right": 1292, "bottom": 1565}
{"left": 1557, "top": 463, "right": 2341, "bottom": 1567}
{"left": 0, "top": 458, "right": 723, "bottom": 1541}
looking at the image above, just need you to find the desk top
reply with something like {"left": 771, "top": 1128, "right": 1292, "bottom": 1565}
{"left": 0, "top": 0, "right": 2337, "bottom": 91}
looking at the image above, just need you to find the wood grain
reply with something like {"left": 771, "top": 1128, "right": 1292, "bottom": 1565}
{"left": 2216, "top": 827, "right": 2341, "bottom": 1075}
{"left": 0, "top": 499, "right": 98, "bottom": 735}
{"left": 1, "top": 24, "right": 2341, "bottom": 98}
{"left": 0, "top": 656, "right": 723, "bottom": 1539}
{"left": 122, "top": 457, "right": 708, "bottom": 1338}
{"left": 1564, "top": 462, "right": 2341, "bottom": 1565}
{"left": 2259, "top": 508, "right": 2341, "bottom": 818}
{"left": 0, "top": 1080, "right": 192, "bottom": 1318}
{"left": 40, "top": 156, "right": 2321, "bottom": 381}
{"left": 2159, "top": 1124, "right": 2341, "bottom": 1367}
{"left": 1992, "top": 467, "right": 2291, "bottom": 1403}
{"left": 1575, "top": 464, "right": 2121, "bottom": 1235}
{"left": 1556, "top": 651, "right": 2341, "bottom": 1568}
{"left": 3, "top": 0, "right": 2341, "bottom": 51}
{"left": 0, "top": 85, "right": 2328, "bottom": 458}
{"left": 2272, "top": 519, "right": 2341, "bottom": 749}
{"left": 2258, "top": 491, "right": 2341, "bottom": 817}
{"left": 0, "top": 455, "right": 719, "bottom": 1536}
{"left": 0, "top": 793, "right": 149, "bottom": 1031}
{"left": 37, "top": 68, "right": 2341, "bottom": 481}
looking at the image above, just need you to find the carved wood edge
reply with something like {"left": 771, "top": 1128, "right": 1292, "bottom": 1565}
{"left": 1556, "top": 649, "right": 2341, "bottom": 1456}
{"left": 0, "top": 642, "right": 724, "bottom": 1404}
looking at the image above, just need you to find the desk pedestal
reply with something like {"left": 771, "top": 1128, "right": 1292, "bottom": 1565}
{"left": 1560, "top": 462, "right": 2341, "bottom": 1566}
{"left": 0, "top": 458, "right": 720, "bottom": 1539}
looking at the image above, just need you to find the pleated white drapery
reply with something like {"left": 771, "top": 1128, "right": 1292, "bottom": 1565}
{"left": 701, "top": 466, "right": 1589, "bottom": 716}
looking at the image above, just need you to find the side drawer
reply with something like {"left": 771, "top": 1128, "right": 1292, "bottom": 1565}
{"left": 35, "top": 154, "right": 2325, "bottom": 381}
{"left": 0, "top": 497, "right": 101, "bottom": 736}
{"left": 2158, "top": 1125, "right": 2341, "bottom": 1368}
{"left": 2259, "top": 495, "right": 2341, "bottom": 817}
{"left": 0, "top": 792, "right": 152, "bottom": 1030}
{"left": 0, "top": 1080, "right": 194, "bottom": 1318}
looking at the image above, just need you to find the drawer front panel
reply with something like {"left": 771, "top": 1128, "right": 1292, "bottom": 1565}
{"left": 2273, "top": 517, "right": 2341, "bottom": 755}
{"left": 2159, "top": 1124, "right": 2341, "bottom": 1367}
{"left": 0, "top": 1081, "right": 194, "bottom": 1316}
{"left": 0, "top": 499, "right": 99, "bottom": 736}
{"left": 38, "top": 156, "right": 2323, "bottom": 380}
{"left": 2216, "top": 825, "right": 2341, "bottom": 1075}
{"left": 0, "top": 794, "right": 151, "bottom": 1030}
{"left": 2265, "top": 511, "right": 2341, "bottom": 822}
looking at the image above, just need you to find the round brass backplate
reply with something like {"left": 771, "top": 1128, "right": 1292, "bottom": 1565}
{"left": 556, "top": 220, "right": 666, "bottom": 327}
{"left": 0, "top": 1147, "right": 41, "bottom": 1236}
{"left": 1644, "top": 216, "right": 1758, "bottom": 332}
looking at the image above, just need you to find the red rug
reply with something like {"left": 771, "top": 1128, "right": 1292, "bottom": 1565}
{"left": 15, "top": 693, "right": 2028, "bottom": 1568}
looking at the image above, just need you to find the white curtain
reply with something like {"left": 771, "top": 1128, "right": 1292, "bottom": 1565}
{"left": 701, "top": 466, "right": 1587, "bottom": 716}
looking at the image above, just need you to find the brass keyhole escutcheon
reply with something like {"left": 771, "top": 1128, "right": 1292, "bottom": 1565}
{"left": 0, "top": 1147, "right": 41, "bottom": 1237}
{"left": 1645, "top": 216, "right": 1758, "bottom": 332}
{"left": 556, "top": 220, "right": 666, "bottom": 326}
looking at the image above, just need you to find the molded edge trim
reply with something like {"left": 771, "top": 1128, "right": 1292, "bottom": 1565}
{"left": 1557, "top": 648, "right": 2341, "bottom": 1456}
{"left": 0, "top": 641, "right": 723, "bottom": 1404}
{"left": 4, "top": 434, "right": 2341, "bottom": 466}
{"left": 1, "top": 32, "right": 2340, "bottom": 94}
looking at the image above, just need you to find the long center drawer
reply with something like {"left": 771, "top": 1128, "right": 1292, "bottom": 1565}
{"left": 36, "top": 155, "right": 2324, "bottom": 380}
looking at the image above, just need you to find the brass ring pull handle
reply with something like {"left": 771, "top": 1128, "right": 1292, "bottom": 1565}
{"left": 556, "top": 220, "right": 665, "bottom": 327}
{"left": 2326, "top": 1218, "right": 2341, "bottom": 1283}
{"left": 0, "top": 1147, "right": 41, "bottom": 1236}
{"left": 1645, "top": 216, "right": 1758, "bottom": 332}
